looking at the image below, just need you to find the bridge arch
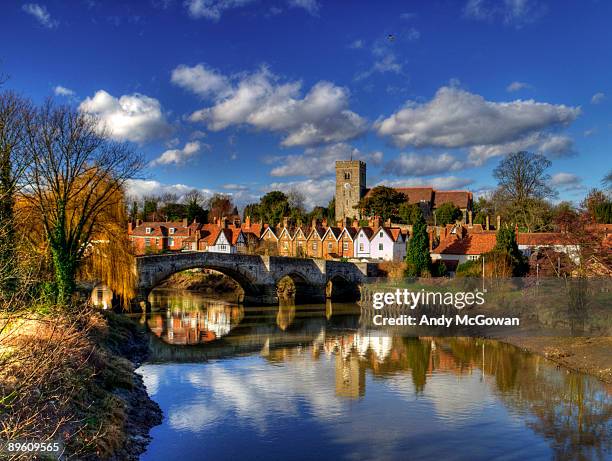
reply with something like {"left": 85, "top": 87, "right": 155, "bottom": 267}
{"left": 325, "top": 274, "right": 361, "bottom": 302}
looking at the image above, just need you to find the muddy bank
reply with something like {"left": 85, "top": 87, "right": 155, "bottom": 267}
{"left": 500, "top": 336, "right": 612, "bottom": 384}
{"left": 102, "top": 313, "right": 162, "bottom": 461}
{"left": 157, "top": 270, "right": 243, "bottom": 302}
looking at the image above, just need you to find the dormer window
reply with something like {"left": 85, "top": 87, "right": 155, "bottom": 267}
{"left": 169, "top": 228, "right": 175, "bottom": 234}
{"left": 145, "top": 227, "right": 152, "bottom": 234}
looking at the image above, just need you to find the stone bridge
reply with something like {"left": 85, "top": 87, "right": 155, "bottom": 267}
{"left": 135, "top": 252, "right": 374, "bottom": 308}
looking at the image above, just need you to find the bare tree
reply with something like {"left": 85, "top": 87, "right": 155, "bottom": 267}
{"left": 0, "top": 91, "right": 33, "bottom": 294}
{"left": 21, "top": 101, "right": 142, "bottom": 305}
{"left": 493, "top": 151, "right": 557, "bottom": 231}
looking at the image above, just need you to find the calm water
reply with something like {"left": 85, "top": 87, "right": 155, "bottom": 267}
{"left": 137, "top": 289, "right": 612, "bottom": 461}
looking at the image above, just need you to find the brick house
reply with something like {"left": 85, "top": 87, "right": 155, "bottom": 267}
{"left": 306, "top": 224, "right": 326, "bottom": 258}
{"left": 430, "top": 224, "right": 497, "bottom": 271}
{"left": 322, "top": 226, "right": 342, "bottom": 259}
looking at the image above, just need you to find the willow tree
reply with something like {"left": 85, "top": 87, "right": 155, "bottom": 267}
{"left": 0, "top": 91, "right": 32, "bottom": 295}
{"left": 22, "top": 101, "right": 142, "bottom": 305}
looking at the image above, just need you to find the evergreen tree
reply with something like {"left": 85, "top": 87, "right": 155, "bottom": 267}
{"left": 405, "top": 207, "right": 431, "bottom": 276}
{"left": 494, "top": 226, "right": 528, "bottom": 276}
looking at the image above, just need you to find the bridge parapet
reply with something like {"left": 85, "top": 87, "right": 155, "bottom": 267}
{"left": 134, "top": 252, "right": 371, "bottom": 307}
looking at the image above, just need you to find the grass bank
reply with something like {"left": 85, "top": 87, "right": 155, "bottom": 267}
{"left": 0, "top": 307, "right": 161, "bottom": 460}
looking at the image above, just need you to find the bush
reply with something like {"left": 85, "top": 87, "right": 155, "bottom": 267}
{"left": 456, "top": 259, "right": 481, "bottom": 277}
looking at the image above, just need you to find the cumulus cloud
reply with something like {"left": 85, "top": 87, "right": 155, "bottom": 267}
{"left": 150, "top": 141, "right": 204, "bottom": 166}
{"left": 171, "top": 64, "right": 231, "bottom": 98}
{"left": 79, "top": 90, "right": 172, "bottom": 143}
{"left": 464, "top": 0, "right": 545, "bottom": 27}
{"left": 268, "top": 142, "right": 382, "bottom": 178}
{"left": 377, "top": 176, "right": 475, "bottom": 190}
{"left": 376, "top": 86, "right": 579, "bottom": 157}
{"left": 550, "top": 172, "right": 584, "bottom": 191}
{"left": 383, "top": 152, "right": 466, "bottom": 176}
{"left": 54, "top": 85, "right": 75, "bottom": 97}
{"left": 467, "top": 132, "right": 575, "bottom": 165}
{"left": 287, "top": 0, "right": 320, "bottom": 15}
{"left": 22, "top": 3, "right": 59, "bottom": 28}
{"left": 174, "top": 64, "right": 366, "bottom": 147}
{"left": 267, "top": 178, "right": 335, "bottom": 209}
{"left": 506, "top": 81, "right": 531, "bottom": 92}
{"left": 591, "top": 92, "right": 605, "bottom": 104}
{"left": 184, "top": 0, "right": 256, "bottom": 21}
{"left": 125, "top": 179, "right": 214, "bottom": 200}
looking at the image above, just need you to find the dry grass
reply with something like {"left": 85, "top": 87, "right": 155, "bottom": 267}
{"left": 0, "top": 308, "right": 134, "bottom": 460}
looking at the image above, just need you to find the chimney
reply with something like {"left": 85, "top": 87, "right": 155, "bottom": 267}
{"left": 485, "top": 215, "right": 490, "bottom": 231}
{"left": 352, "top": 219, "right": 359, "bottom": 229}
{"left": 222, "top": 217, "right": 228, "bottom": 229}
{"left": 245, "top": 215, "right": 251, "bottom": 229}
{"left": 283, "top": 217, "right": 289, "bottom": 228}
{"left": 373, "top": 216, "right": 382, "bottom": 229}
{"left": 496, "top": 215, "right": 501, "bottom": 230}
{"left": 128, "top": 221, "right": 133, "bottom": 234}
{"left": 183, "top": 218, "right": 188, "bottom": 227}
{"left": 468, "top": 210, "right": 473, "bottom": 227}
{"left": 322, "top": 218, "right": 328, "bottom": 228}
{"left": 311, "top": 218, "right": 318, "bottom": 229}
{"left": 136, "top": 219, "right": 142, "bottom": 227}
{"left": 385, "top": 218, "right": 391, "bottom": 227}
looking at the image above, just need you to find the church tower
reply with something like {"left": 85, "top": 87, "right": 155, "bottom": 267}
{"left": 335, "top": 160, "right": 366, "bottom": 223}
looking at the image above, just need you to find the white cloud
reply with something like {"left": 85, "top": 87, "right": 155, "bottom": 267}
{"left": 376, "top": 86, "right": 579, "bottom": 152}
{"left": 175, "top": 64, "right": 366, "bottom": 147}
{"left": 383, "top": 152, "right": 466, "bottom": 176}
{"left": 53, "top": 85, "right": 75, "bottom": 97}
{"left": 150, "top": 141, "right": 204, "bottom": 166}
{"left": 222, "top": 183, "right": 249, "bottom": 190}
{"left": 354, "top": 35, "right": 410, "bottom": 82}
{"left": 22, "top": 3, "right": 58, "bottom": 28}
{"left": 268, "top": 142, "right": 382, "bottom": 178}
{"left": 377, "top": 176, "right": 475, "bottom": 190}
{"left": 464, "top": 0, "right": 545, "bottom": 27}
{"left": 125, "top": 179, "right": 214, "bottom": 200}
{"left": 349, "top": 39, "right": 364, "bottom": 49}
{"left": 591, "top": 92, "right": 605, "bottom": 104}
{"left": 184, "top": 0, "right": 256, "bottom": 21}
{"left": 467, "top": 132, "right": 575, "bottom": 165}
{"left": 583, "top": 128, "right": 596, "bottom": 137}
{"left": 267, "top": 178, "right": 335, "bottom": 209}
{"left": 550, "top": 172, "right": 585, "bottom": 192}
{"left": 506, "top": 81, "right": 531, "bottom": 92}
{"left": 287, "top": 0, "right": 320, "bottom": 15}
{"left": 79, "top": 90, "right": 172, "bottom": 143}
{"left": 171, "top": 63, "right": 231, "bottom": 98}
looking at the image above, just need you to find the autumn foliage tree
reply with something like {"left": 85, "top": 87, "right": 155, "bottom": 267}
{"left": 21, "top": 101, "right": 142, "bottom": 305}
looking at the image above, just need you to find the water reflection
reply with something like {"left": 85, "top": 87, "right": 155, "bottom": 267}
{"left": 140, "top": 290, "right": 612, "bottom": 461}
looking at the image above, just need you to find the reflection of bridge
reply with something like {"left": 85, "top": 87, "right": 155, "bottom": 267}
{"left": 135, "top": 252, "right": 375, "bottom": 308}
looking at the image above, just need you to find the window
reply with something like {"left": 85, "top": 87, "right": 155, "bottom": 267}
{"left": 344, "top": 172, "right": 351, "bottom": 180}
{"left": 155, "top": 238, "right": 160, "bottom": 246}
{"left": 169, "top": 228, "right": 175, "bottom": 234}
{"left": 145, "top": 238, "right": 151, "bottom": 247}
{"left": 168, "top": 237, "right": 174, "bottom": 247}
{"left": 328, "top": 242, "right": 333, "bottom": 251}
{"left": 359, "top": 243, "right": 364, "bottom": 251}
{"left": 378, "top": 243, "right": 383, "bottom": 251}
{"left": 312, "top": 242, "right": 317, "bottom": 250}
{"left": 283, "top": 242, "right": 288, "bottom": 250}
{"left": 343, "top": 242, "right": 348, "bottom": 251}
{"left": 145, "top": 227, "right": 151, "bottom": 234}
{"left": 297, "top": 241, "right": 303, "bottom": 247}
{"left": 379, "top": 231, "right": 383, "bottom": 237}
{"left": 467, "top": 255, "right": 479, "bottom": 261}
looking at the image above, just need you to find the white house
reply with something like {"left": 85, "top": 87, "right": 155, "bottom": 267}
{"left": 208, "top": 228, "right": 242, "bottom": 254}
{"left": 517, "top": 232, "right": 580, "bottom": 264}
{"left": 353, "top": 227, "right": 374, "bottom": 259}
{"left": 369, "top": 227, "right": 406, "bottom": 261}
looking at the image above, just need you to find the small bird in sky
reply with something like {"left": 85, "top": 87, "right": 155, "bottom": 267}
{"left": 387, "top": 34, "right": 395, "bottom": 42}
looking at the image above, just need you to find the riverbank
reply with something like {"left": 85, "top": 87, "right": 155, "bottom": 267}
{"left": 0, "top": 308, "right": 161, "bottom": 460}
{"left": 501, "top": 336, "right": 612, "bottom": 384}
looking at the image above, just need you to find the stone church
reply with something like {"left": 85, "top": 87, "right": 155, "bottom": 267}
{"left": 334, "top": 160, "right": 473, "bottom": 223}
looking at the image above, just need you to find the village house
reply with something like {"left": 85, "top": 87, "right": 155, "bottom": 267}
{"left": 369, "top": 226, "right": 407, "bottom": 261}
{"left": 430, "top": 224, "right": 497, "bottom": 272}
{"left": 306, "top": 222, "right": 326, "bottom": 258}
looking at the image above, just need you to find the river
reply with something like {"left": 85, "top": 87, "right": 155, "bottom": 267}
{"left": 136, "top": 288, "right": 612, "bottom": 461}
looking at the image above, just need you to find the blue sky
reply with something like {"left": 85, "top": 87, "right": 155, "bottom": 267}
{"left": 1, "top": 0, "right": 610, "bottom": 209}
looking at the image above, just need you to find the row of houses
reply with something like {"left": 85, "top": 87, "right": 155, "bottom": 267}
{"left": 128, "top": 216, "right": 408, "bottom": 261}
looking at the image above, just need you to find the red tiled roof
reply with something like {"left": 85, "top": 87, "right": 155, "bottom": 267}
{"left": 394, "top": 187, "right": 434, "bottom": 204}
{"left": 433, "top": 232, "right": 497, "bottom": 255}
{"left": 517, "top": 233, "right": 570, "bottom": 246}
{"left": 434, "top": 191, "right": 472, "bottom": 209}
